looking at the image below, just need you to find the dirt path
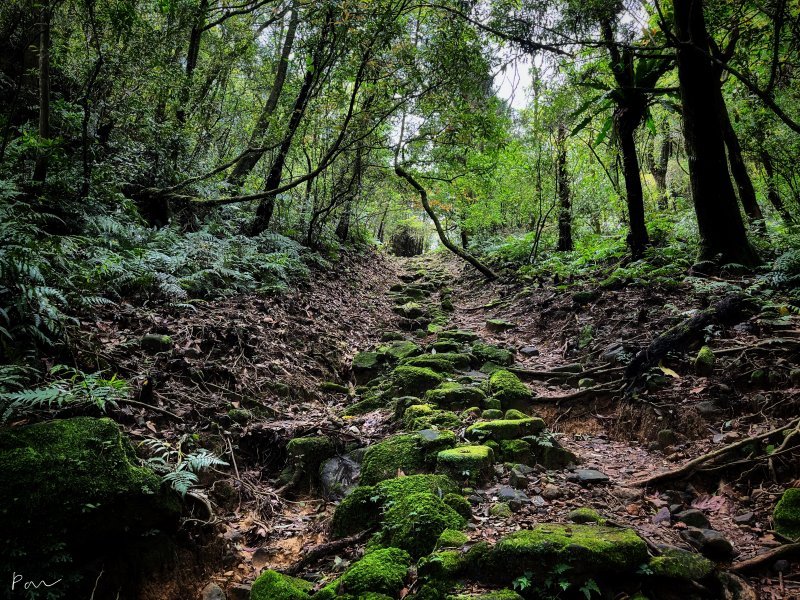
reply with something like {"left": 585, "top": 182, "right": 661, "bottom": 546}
{"left": 192, "top": 252, "right": 799, "bottom": 600}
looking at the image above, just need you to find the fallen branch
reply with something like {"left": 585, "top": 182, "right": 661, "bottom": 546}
{"left": 730, "top": 543, "right": 800, "bottom": 572}
{"left": 625, "top": 294, "right": 757, "bottom": 380}
{"left": 534, "top": 382, "right": 625, "bottom": 403}
{"left": 282, "top": 529, "right": 374, "bottom": 575}
{"left": 631, "top": 417, "right": 800, "bottom": 487}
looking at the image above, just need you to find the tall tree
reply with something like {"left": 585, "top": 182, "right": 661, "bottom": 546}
{"left": 32, "top": 0, "right": 51, "bottom": 184}
{"left": 672, "top": 0, "right": 759, "bottom": 264}
{"left": 555, "top": 123, "right": 573, "bottom": 251}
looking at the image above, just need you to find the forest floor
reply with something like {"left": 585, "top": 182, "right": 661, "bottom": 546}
{"left": 81, "top": 249, "right": 800, "bottom": 600}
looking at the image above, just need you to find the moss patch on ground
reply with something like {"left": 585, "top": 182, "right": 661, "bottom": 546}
{"left": 488, "top": 370, "right": 533, "bottom": 410}
{"left": 774, "top": 488, "right": 800, "bottom": 540}
{"left": 436, "top": 445, "right": 495, "bottom": 483}
{"left": 250, "top": 570, "right": 313, "bottom": 600}
{"left": 465, "top": 417, "right": 545, "bottom": 442}
{"left": 391, "top": 366, "right": 444, "bottom": 396}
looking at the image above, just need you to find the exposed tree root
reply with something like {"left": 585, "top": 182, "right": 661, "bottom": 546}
{"left": 625, "top": 293, "right": 757, "bottom": 380}
{"left": 731, "top": 543, "right": 800, "bottom": 572}
{"left": 632, "top": 417, "right": 800, "bottom": 487}
{"left": 281, "top": 529, "right": 374, "bottom": 575}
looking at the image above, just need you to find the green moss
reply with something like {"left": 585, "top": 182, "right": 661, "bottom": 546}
{"left": 381, "top": 492, "right": 466, "bottom": 558}
{"left": 438, "top": 329, "right": 480, "bottom": 343}
{"left": 381, "top": 331, "right": 406, "bottom": 341}
{"left": 490, "top": 502, "right": 512, "bottom": 518}
{"left": 343, "top": 389, "right": 389, "bottom": 416}
{"left": 353, "top": 351, "right": 382, "bottom": 370}
{"left": 443, "top": 493, "right": 472, "bottom": 520}
{"left": 567, "top": 508, "right": 604, "bottom": 524}
{"left": 228, "top": 408, "right": 253, "bottom": 424}
{"left": 404, "top": 404, "right": 436, "bottom": 427}
{"left": 488, "top": 524, "right": 648, "bottom": 583}
{"left": 405, "top": 405, "right": 462, "bottom": 431}
{"left": 425, "top": 383, "right": 487, "bottom": 409}
{"left": 774, "top": 488, "right": 800, "bottom": 540}
{"left": 647, "top": 547, "right": 714, "bottom": 580}
{"left": 488, "top": 370, "right": 533, "bottom": 410}
{"left": 499, "top": 439, "right": 532, "bottom": 464}
{"left": 436, "top": 445, "right": 495, "bottom": 483}
{"left": 436, "top": 528, "right": 470, "bottom": 549}
{"left": 482, "top": 397, "right": 502, "bottom": 411}
{"left": 481, "top": 409, "right": 504, "bottom": 419}
{"left": 694, "top": 345, "right": 715, "bottom": 376}
{"left": 360, "top": 434, "right": 428, "bottom": 485}
{"left": 522, "top": 434, "right": 579, "bottom": 469}
{"left": 461, "top": 406, "right": 482, "bottom": 419}
{"left": 379, "top": 340, "right": 423, "bottom": 361}
{"left": 286, "top": 436, "right": 335, "bottom": 471}
{"left": 330, "top": 486, "right": 382, "bottom": 538}
{"left": 403, "top": 353, "right": 473, "bottom": 372}
{"left": 503, "top": 409, "right": 528, "bottom": 420}
{"left": 376, "top": 474, "right": 459, "bottom": 502}
{"left": 418, "top": 550, "right": 466, "bottom": 580}
{"left": 572, "top": 290, "right": 599, "bottom": 305}
{"left": 471, "top": 343, "right": 514, "bottom": 367}
{"left": 465, "top": 418, "right": 545, "bottom": 442}
{"left": 0, "top": 417, "right": 180, "bottom": 582}
{"left": 250, "top": 570, "right": 312, "bottom": 600}
{"left": 325, "top": 547, "right": 412, "bottom": 597}
{"left": 433, "top": 340, "right": 462, "bottom": 353}
{"left": 394, "top": 301, "right": 426, "bottom": 319}
{"left": 141, "top": 333, "right": 172, "bottom": 352}
{"left": 392, "top": 366, "right": 445, "bottom": 396}
{"left": 321, "top": 381, "right": 350, "bottom": 394}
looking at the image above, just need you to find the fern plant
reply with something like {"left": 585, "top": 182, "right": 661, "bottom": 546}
{"left": 142, "top": 436, "right": 227, "bottom": 496}
{"left": 0, "top": 365, "right": 129, "bottom": 421}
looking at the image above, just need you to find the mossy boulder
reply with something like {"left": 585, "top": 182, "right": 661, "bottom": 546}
{"left": 250, "top": 570, "right": 313, "bottom": 600}
{"left": 773, "top": 488, "right": 800, "bottom": 540}
{"left": 504, "top": 409, "right": 528, "bottom": 420}
{"left": 485, "top": 524, "right": 648, "bottom": 583}
{"left": 568, "top": 508, "right": 604, "bottom": 524}
{"left": 490, "top": 502, "right": 513, "bottom": 518}
{"left": 380, "top": 492, "right": 467, "bottom": 557}
{"left": 572, "top": 290, "right": 600, "bottom": 305}
{"left": 438, "top": 329, "right": 480, "bottom": 343}
{"left": 392, "top": 366, "right": 445, "bottom": 396}
{"left": 316, "top": 547, "right": 412, "bottom": 599}
{"left": 482, "top": 409, "right": 504, "bottom": 420}
{"left": 418, "top": 549, "right": 466, "bottom": 581}
{"left": 403, "top": 405, "right": 461, "bottom": 431}
{"left": 0, "top": 417, "right": 180, "bottom": 584}
{"left": 141, "top": 333, "right": 173, "bottom": 352}
{"left": 486, "top": 319, "right": 516, "bottom": 332}
{"left": 320, "top": 381, "right": 350, "bottom": 394}
{"left": 522, "top": 433, "right": 579, "bottom": 469}
{"left": 394, "top": 301, "right": 427, "bottom": 319}
{"left": 465, "top": 418, "right": 545, "bottom": 442}
{"left": 425, "top": 383, "right": 487, "bottom": 409}
{"left": 499, "top": 439, "right": 532, "bottom": 464}
{"left": 436, "top": 445, "right": 495, "bottom": 483}
{"left": 433, "top": 340, "right": 462, "bottom": 353}
{"left": 694, "top": 345, "right": 715, "bottom": 376}
{"left": 360, "top": 432, "right": 456, "bottom": 485}
{"left": 286, "top": 436, "right": 336, "bottom": 486}
{"left": 471, "top": 342, "right": 514, "bottom": 367}
{"left": 381, "top": 331, "right": 407, "bottom": 341}
{"left": 443, "top": 492, "right": 472, "bottom": 520}
{"left": 379, "top": 340, "right": 423, "bottom": 361}
{"left": 448, "top": 592, "right": 523, "bottom": 600}
{"left": 330, "top": 486, "right": 383, "bottom": 538}
{"left": 647, "top": 546, "right": 714, "bottom": 581}
{"left": 488, "top": 370, "right": 533, "bottom": 410}
{"left": 402, "top": 353, "right": 473, "bottom": 372}
{"left": 353, "top": 351, "right": 384, "bottom": 383}
{"left": 436, "top": 528, "right": 470, "bottom": 549}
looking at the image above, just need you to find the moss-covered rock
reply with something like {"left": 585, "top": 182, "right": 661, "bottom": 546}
{"left": 521, "top": 433, "right": 579, "bottom": 469}
{"left": 330, "top": 486, "right": 383, "bottom": 538}
{"left": 403, "top": 353, "right": 473, "bottom": 372}
{"left": 379, "top": 340, "right": 423, "bottom": 361}
{"left": 403, "top": 405, "right": 461, "bottom": 431}
{"left": 774, "top": 488, "right": 800, "bottom": 541}
{"left": 381, "top": 492, "right": 466, "bottom": 558}
{"left": 141, "top": 333, "right": 172, "bottom": 352}
{"left": 392, "top": 366, "right": 445, "bottom": 396}
{"left": 360, "top": 434, "right": 427, "bottom": 485}
{"left": 250, "top": 570, "right": 312, "bottom": 600}
{"left": 436, "top": 528, "right": 470, "bottom": 549}
{"left": 443, "top": 493, "right": 472, "bottom": 520}
{"left": 394, "top": 301, "right": 427, "bottom": 319}
{"left": 438, "top": 329, "right": 480, "bottom": 343}
{"left": 425, "top": 383, "right": 487, "bottom": 409}
{"left": 320, "top": 381, "right": 350, "bottom": 394}
{"left": 471, "top": 342, "right": 514, "bottom": 367}
{"left": 694, "top": 345, "right": 715, "bottom": 376}
{"left": 0, "top": 417, "right": 180, "bottom": 585}
{"left": 342, "top": 389, "right": 389, "bottom": 416}
{"left": 436, "top": 445, "right": 495, "bottom": 483}
{"left": 567, "top": 508, "right": 604, "bottom": 524}
{"left": 488, "top": 370, "right": 533, "bottom": 410}
{"left": 433, "top": 340, "right": 462, "bottom": 353}
{"left": 499, "top": 439, "right": 532, "bottom": 464}
{"left": 647, "top": 546, "right": 714, "bottom": 580}
{"left": 376, "top": 473, "right": 459, "bottom": 501}
{"left": 317, "top": 547, "right": 412, "bottom": 598}
{"left": 381, "top": 331, "right": 407, "bottom": 341}
{"left": 286, "top": 436, "right": 335, "bottom": 488}
{"left": 486, "top": 524, "right": 648, "bottom": 583}
{"left": 503, "top": 409, "right": 528, "bottom": 420}
{"left": 448, "top": 591, "right": 523, "bottom": 600}
{"left": 490, "top": 502, "right": 512, "bottom": 518}
{"left": 485, "top": 319, "right": 516, "bottom": 332}
{"left": 353, "top": 351, "right": 383, "bottom": 383}
{"left": 482, "top": 409, "right": 504, "bottom": 419}
{"left": 465, "top": 418, "right": 545, "bottom": 442}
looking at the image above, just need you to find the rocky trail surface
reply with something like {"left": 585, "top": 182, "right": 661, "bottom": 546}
{"left": 196, "top": 254, "right": 800, "bottom": 600}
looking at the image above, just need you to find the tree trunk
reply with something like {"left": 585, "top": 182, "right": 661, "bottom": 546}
{"left": 718, "top": 93, "right": 763, "bottom": 225}
{"left": 249, "top": 42, "right": 318, "bottom": 235}
{"left": 176, "top": 0, "right": 208, "bottom": 126}
{"left": 228, "top": 5, "right": 299, "bottom": 188}
{"left": 652, "top": 121, "right": 670, "bottom": 209}
{"left": 395, "top": 166, "right": 497, "bottom": 280}
{"left": 555, "top": 123, "right": 573, "bottom": 252}
{"left": 673, "top": 0, "right": 759, "bottom": 264}
{"left": 32, "top": 1, "right": 50, "bottom": 184}
{"left": 760, "top": 150, "right": 794, "bottom": 223}
{"left": 616, "top": 111, "right": 649, "bottom": 257}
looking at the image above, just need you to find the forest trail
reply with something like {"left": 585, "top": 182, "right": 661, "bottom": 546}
{"left": 187, "top": 252, "right": 799, "bottom": 600}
